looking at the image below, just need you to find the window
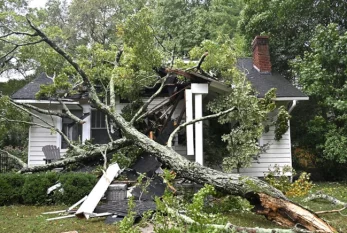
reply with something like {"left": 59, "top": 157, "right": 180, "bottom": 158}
{"left": 61, "top": 110, "right": 83, "bottom": 149}
{"left": 91, "top": 110, "right": 120, "bottom": 144}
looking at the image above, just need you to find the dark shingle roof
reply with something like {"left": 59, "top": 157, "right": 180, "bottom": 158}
{"left": 11, "top": 73, "right": 53, "bottom": 99}
{"left": 237, "top": 58, "right": 307, "bottom": 99}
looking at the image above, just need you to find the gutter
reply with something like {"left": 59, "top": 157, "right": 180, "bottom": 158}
{"left": 288, "top": 100, "right": 297, "bottom": 114}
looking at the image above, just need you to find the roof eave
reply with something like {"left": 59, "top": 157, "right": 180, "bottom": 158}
{"left": 273, "top": 97, "right": 309, "bottom": 101}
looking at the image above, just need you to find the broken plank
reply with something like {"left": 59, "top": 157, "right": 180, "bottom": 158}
{"left": 42, "top": 210, "right": 67, "bottom": 215}
{"left": 42, "top": 195, "right": 87, "bottom": 215}
{"left": 75, "top": 163, "right": 121, "bottom": 219}
{"left": 68, "top": 195, "right": 88, "bottom": 211}
{"left": 47, "top": 214, "right": 76, "bottom": 221}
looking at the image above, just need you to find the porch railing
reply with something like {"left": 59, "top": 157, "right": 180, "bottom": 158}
{"left": 0, "top": 150, "right": 9, "bottom": 173}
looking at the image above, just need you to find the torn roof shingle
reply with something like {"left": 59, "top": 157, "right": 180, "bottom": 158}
{"left": 11, "top": 73, "right": 53, "bottom": 100}
{"left": 237, "top": 58, "right": 307, "bottom": 98}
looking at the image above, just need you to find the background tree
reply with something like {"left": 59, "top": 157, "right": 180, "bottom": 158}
{"left": 239, "top": 0, "right": 347, "bottom": 78}
{"left": 292, "top": 24, "right": 347, "bottom": 179}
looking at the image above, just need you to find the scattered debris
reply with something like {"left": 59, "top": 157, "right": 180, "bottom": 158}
{"left": 47, "top": 214, "right": 76, "bottom": 221}
{"left": 106, "top": 184, "right": 127, "bottom": 201}
{"left": 75, "top": 163, "right": 121, "bottom": 219}
{"left": 94, "top": 200, "right": 156, "bottom": 218}
{"left": 42, "top": 159, "right": 167, "bottom": 226}
{"left": 47, "top": 182, "right": 62, "bottom": 195}
{"left": 131, "top": 176, "right": 166, "bottom": 201}
{"left": 104, "top": 215, "right": 123, "bottom": 225}
{"left": 131, "top": 154, "right": 161, "bottom": 177}
{"left": 43, "top": 196, "right": 87, "bottom": 215}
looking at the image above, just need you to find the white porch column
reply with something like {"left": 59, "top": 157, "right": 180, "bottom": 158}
{"left": 82, "top": 105, "right": 91, "bottom": 143}
{"left": 194, "top": 94, "right": 203, "bottom": 165}
{"left": 191, "top": 83, "right": 209, "bottom": 166}
{"left": 185, "top": 89, "right": 194, "bottom": 155}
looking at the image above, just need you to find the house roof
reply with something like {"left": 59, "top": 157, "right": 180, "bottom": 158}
{"left": 237, "top": 58, "right": 308, "bottom": 99}
{"left": 12, "top": 60, "right": 308, "bottom": 101}
{"left": 11, "top": 73, "right": 53, "bottom": 100}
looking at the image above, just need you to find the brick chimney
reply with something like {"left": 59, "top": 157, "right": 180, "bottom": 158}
{"left": 252, "top": 36, "right": 271, "bottom": 73}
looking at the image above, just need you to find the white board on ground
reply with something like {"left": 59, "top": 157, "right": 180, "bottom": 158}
{"left": 75, "top": 163, "right": 121, "bottom": 219}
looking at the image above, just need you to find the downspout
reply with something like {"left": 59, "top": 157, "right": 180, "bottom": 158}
{"left": 288, "top": 100, "right": 297, "bottom": 114}
{"left": 287, "top": 100, "right": 296, "bottom": 183}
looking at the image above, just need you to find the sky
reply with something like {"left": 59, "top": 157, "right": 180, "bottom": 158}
{"left": 28, "top": 0, "right": 48, "bottom": 8}
{"left": 0, "top": 0, "right": 65, "bottom": 82}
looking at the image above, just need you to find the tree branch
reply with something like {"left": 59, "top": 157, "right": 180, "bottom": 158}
{"left": 8, "top": 99, "right": 81, "bottom": 123}
{"left": 304, "top": 191, "right": 347, "bottom": 215}
{"left": 0, "top": 149, "right": 27, "bottom": 168}
{"left": 0, "top": 39, "right": 45, "bottom": 62}
{"left": 58, "top": 99, "right": 86, "bottom": 124}
{"left": 6, "top": 100, "right": 75, "bottom": 149}
{"left": 19, "top": 138, "right": 132, "bottom": 173}
{"left": 303, "top": 192, "right": 346, "bottom": 206}
{"left": 130, "top": 76, "right": 167, "bottom": 125}
{"left": 25, "top": 17, "right": 96, "bottom": 97}
{"left": 167, "top": 107, "right": 237, "bottom": 147}
{"left": 165, "top": 205, "right": 311, "bottom": 233}
{"left": 185, "top": 52, "right": 209, "bottom": 71}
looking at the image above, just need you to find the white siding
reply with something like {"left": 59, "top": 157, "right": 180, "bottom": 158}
{"left": 28, "top": 113, "right": 62, "bottom": 167}
{"left": 236, "top": 122, "right": 292, "bottom": 177}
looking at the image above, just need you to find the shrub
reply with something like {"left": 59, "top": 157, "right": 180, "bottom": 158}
{"left": 264, "top": 165, "right": 313, "bottom": 197}
{"left": 54, "top": 173, "right": 97, "bottom": 205}
{"left": 0, "top": 172, "right": 98, "bottom": 206}
{"left": 0, "top": 173, "right": 25, "bottom": 205}
{"left": 21, "top": 172, "right": 59, "bottom": 205}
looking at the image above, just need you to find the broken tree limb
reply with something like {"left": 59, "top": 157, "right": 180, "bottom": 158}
{"left": 75, "top": 163, "right": 121, "bottom": 219}
{"left": 303, "top": 192, "right": 346, "bottom": 206}
{"left": 167, "top": 106, "right": 236, "bottom": 147}
{"left": 0, "top": 149, "right": 27, "bottom": 168}
{"left": 303, "top": 192, "right": 347, "bottom": 215}
{"left": 131, "top": 76, "right": 167, "bottom": 124}
{"left": 166, "top": 205, "right": 311, "bottom": 233}
{"left": 19, "top": 138, "right": 131, "bottom": 173}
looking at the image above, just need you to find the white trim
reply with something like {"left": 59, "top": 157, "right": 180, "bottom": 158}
{"left": 194, "top": 94, "right": 203, "bottom": 165}
{"left": 13, "top": 100, "right": 80, "bottom": 104}
{"left": 28, "top": 126, "right": 32, "bottom": 167}
{"left": 185, "top": 90, "right": 194, "bottom": 155}
{"left": 56, "top": 116, "right": 62, "bottom": 149}
{"left": 274, "top": 97, "right": 309, "bottom": 101}
{"left": 191, "top": 83, "right": 209, "bottom": 94}
{"left": 82, "top": 105, "right": 91, "bottom": 143}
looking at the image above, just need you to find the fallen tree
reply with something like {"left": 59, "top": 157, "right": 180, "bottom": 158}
{"left": 0, "top": 14, "right": 338, "bottom": 232}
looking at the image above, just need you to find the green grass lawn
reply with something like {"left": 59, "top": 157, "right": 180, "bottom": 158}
{"left": 0, "top": 182, "right": 346, "bottom": 233}
{"left": 292, "top": 182, "right": 347, "bottom": 233}
{"left": 0, "top": 205, "right": 119, "bottom": 233}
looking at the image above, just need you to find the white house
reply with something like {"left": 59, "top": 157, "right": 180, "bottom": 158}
{"left": 11, "top": 36, "right": 308, "bottom": 176}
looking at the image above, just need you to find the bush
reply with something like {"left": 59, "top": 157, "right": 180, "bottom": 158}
{"left": 264, "top": 165, "right": 313, "bottom": 197}
{"left": 0, "top": 173, "right": 25, "bottom": 205}
{"left": 21, "top": 172, "right": 59, "bottom": 205}
{"left": 0, "top": 172, "right": 98, "bottom": 206}
{"left": 54, "top": 173, "right": 97, "bottom": 205}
